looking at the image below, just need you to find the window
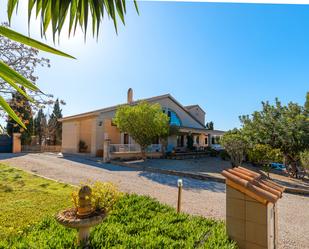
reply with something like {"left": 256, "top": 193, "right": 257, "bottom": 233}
{"left": 123, "top": 133, "right": 129, "bottom": 144}
{"left": 196, "top": 136, "right": 199, "bottom": 144}
{"left": 205, "top": 137, "right": 208, "bottom": 145}
{"left": 167, "top": 109, "right": 181, "bottom": 126}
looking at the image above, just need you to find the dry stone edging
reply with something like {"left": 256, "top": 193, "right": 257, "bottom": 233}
{"left": 109, "top": 160, "right": 309, "bottom": 196}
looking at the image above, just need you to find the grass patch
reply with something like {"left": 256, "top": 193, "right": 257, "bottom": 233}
{"left": 0, "top": 164, "right": 236, "bottom": 248}
{"left": 0, "top": 164, "right": 73, "bottom": 239}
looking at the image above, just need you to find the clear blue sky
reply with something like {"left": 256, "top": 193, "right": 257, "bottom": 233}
{"left": 1, "top": 1, "right": 308, "bottom": 130}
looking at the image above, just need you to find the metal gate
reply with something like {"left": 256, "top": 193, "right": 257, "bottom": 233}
{"left": 0, "top": 135, "right": 13, "bottom": 153}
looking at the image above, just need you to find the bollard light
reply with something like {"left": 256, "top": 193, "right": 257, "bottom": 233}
{"left": 177, "top": 179, "right": 183, "bottom": 187}
{"left": 177, "top": 178, "right": 183, "bottom": 213}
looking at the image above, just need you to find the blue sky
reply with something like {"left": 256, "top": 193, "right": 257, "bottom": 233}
{"left": 0, "top": 1, "right": 308, "bottom": 130}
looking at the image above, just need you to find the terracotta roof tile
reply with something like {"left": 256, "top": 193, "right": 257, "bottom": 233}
{"left": 222, "top": 166, "right": 285, "bottom": 204}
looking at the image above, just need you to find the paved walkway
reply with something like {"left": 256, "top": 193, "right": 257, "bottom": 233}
{"left": 0, "top": 153, "right": 308, "bottom": 249}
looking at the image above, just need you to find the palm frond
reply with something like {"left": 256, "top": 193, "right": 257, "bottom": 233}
{"left": 0, "top": 26, "right": 75, "bottom": 59}
{"left": 7, "top": 0, "right": 139, "bottom": 41}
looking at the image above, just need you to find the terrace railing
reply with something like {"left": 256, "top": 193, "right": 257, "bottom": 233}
{"left": 110, "top": 144, "right": 162, "bottom": 153}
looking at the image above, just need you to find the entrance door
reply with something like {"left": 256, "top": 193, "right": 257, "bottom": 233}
{"left": 0, "top": 135, "right": 13, "bottom": 153}
{"left": 177, "top": 135, "right": 184, "bottom": 147}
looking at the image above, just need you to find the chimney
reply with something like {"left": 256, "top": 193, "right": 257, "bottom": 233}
{"left": 127, "top": 88, "right": 133, "bottom": 104}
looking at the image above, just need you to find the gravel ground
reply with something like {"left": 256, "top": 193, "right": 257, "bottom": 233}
{"left": 1, "top": 153, "right": 308, "bottom": 249}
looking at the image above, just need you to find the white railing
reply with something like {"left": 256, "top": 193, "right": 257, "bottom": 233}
{"left": 145, "top": 144, "right": 162, "bottom": 153}
{"left": 110, "top": 144, "right": 140, "bottom": 153}
{"left": 110, "top": 144, "right": 162, "bottom": 153}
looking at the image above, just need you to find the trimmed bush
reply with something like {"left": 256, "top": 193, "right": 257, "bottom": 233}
{"left": 1, "top": 195, "right": 236, "bottom": 249}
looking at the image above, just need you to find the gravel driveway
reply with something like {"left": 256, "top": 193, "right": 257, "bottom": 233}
{"left": 1, "top": 153, "right": 308, "bottom": 249}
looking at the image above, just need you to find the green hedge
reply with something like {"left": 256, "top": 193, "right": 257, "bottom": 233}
{"left": 1, "top": 194, "right": 236, "bottom": 249}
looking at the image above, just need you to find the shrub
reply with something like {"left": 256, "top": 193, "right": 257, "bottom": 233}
{"left": 247, "top": 144, "right": 283, "bottom": 166}
{"left": 220, "top": 130, "right": 248, "bottom": 167}
{"left": 91, "top": 182, "right": 122, "bottom": 212}
{"left": 1, "top": 195, "right": 237, "bottom": 249}
{"left": 78, "top": 140, "right": 88, "bottom": 152}
{"left": 205, "top": 147, "right": 219, "bottom": 157}
{"left": 219, "top": 150, "right": 230, "bottom": 161}
{"left": 72, "top": 182, "right": 122, "bottom": 213}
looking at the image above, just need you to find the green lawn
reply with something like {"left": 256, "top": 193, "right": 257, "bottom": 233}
{"left": 0, "top": 164, "right": 73, "bottom": 239}
{"left": 0, "top": 164, "right": 236, "bottom": 248}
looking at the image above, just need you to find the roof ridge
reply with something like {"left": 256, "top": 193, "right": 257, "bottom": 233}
{"left": 222, "top": 167, "right": 284, "bottom": 204}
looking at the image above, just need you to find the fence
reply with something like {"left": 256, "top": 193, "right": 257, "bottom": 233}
{"left": 21, "top": 145, "right": 61, "bottom": 153}
{"left": 110, "top": 144, "right": 162, "bottom": 153}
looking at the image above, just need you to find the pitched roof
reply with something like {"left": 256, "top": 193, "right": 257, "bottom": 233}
{"left": 185, "top": 104, "right": 206, "bottom": 114}
{"left": 221, "top": 167, "right": 284, "bottom": 204}
{"left": 59, "top": 94, "right": 206, "bottom": 128}
{"left": 206, "top": 129, "right": 226, "bottom": 135}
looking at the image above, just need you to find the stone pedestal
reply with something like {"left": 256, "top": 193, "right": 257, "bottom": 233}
{"left": 222, "top": 167, "right": 284, "bottom": 249}
{"left": 226, "top": 185, "right": 277, "bottom": 249}
{"left": 78, "top": 227, "right": 90, "bottom": 246}
{"left": 103, "top": 139, "right": 111, "bottom": 163}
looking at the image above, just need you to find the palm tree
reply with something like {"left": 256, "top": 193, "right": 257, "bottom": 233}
{"left": 0, "top": 0, "right": 138, "bottom": 130}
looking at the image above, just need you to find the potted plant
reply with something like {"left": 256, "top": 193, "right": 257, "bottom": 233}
{"left": 79, "top": 140, "right": 88, "bottom": 153}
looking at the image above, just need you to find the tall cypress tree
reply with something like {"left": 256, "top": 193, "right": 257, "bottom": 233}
{"left": 305, "top": 91, "right": 309, "bottom": 116}
{"left": 206, "top": 121, "right": 214, "bottom": 130}
{"left": 34, "top": 109, "right": 47, "bottom": 145}
{"left": 48, "top": 99, "right": 63, "bottom": 145}
{"left": 6, "top": 88, "right": 34, "bottom": 145}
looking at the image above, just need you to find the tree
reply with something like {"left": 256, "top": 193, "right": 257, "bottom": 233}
{"left": 1, "top": 0, "right": 139, "bottom": 129}
{"left": 6, "top": 88, "right": 34, "bottom": 145}
{"left": 247, "top": 144, "right": 283, "bottom": 178}
{"left": 48, "top": 99, "right": 63, "bottom": 145}
{"left": 305, "top": 91, "right": 309, "bottom": 116}
{"left": 0, "top": 24, "right": 51, "bottom": 105}
{"left": 113, "top": 102, "right": 169, "bottom": 159}
{"left": 220, "top": 129, "right": 248, "bottom": 168}
{"left": 300, "top": 150, "right": 309, "bottom": 171}
{"left": 240, "top": 98, "right": 309, "bottom": 175}
{"left": 34, "top": 108, "right": 47, "bottom": 145}
{"left": 205, "top": 121, "right": 214, "bottom": 130}
{"left": 0, "top": 22, "right": 54, "bottom": 133}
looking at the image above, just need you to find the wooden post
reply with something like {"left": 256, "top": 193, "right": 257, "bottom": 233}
{"left": 177, "top": 179, "right": 183, "bottom": 213}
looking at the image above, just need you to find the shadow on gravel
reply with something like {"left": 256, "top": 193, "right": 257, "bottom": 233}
{"left": 61, "top": 155, "right": 139, "bottom": 172}
{"left": 0, "top": 153, "right": 27, "bottom": 160}
{"left": 139, "top": 171, "right": 225, "bottom": 193}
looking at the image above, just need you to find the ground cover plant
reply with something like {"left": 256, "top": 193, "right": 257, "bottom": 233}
{"left": 0, "top": 164, "right": 236, "bottom": 248}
